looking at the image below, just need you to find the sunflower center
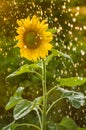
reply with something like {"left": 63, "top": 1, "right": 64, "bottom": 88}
{"left": 25, "top": 32, "right": 37, "bottom": 47}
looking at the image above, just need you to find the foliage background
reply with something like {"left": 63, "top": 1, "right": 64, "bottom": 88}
{"left": 0, "top": 0, "right": 86, "bottom": 129}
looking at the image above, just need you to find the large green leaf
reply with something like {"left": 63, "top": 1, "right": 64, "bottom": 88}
{"left": 2, "top": 121, "right": 17, "bottom": 130}
{"left": 60, "top": 117, "right": 78, "bottom": 130}
{"left": 6, "top": 63, "right": 42, "bottom": 79}
{"left": 5, "top": 87, "right": 24, "bottom": 110}
{"left": 57, "top": 77, "right": 86, "bottom": 87}
{"left": 13, "top": 96, "right": 42, "bottom": 120}
{"left": 58, "top": 87, "right": 85, "bottom": 108}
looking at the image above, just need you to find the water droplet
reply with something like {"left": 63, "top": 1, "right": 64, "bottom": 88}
{"left": 72, "top": 18, "right": 76, "bottom": 22}
{"left": 80, "top": 50, "right": 85, "bottom": 56}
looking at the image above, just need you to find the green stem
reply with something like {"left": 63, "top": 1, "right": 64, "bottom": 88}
{"left": 46, "top": 97, "right": 63, "bottom": 115}
{"left": 42, "top": 59, "right": 47, "bottom": 130}
{"left": 47, "top": 85, "right": 61, "bottom": 96}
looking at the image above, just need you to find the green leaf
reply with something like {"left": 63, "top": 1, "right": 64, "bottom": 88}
{"left": 52, "top": 49, "right": 73, "bottom": 62}
{"left": 58, "top": 87, "right": 85, "bottom": 108}
{"left": 48, "top": 121, "right": 67, "bottom": 130}
{"left": 57, "top": 77, "right": 86, "bottom": 87}
{"left": 60, "top": 117, "right": 78, "bottom": 130}
{"left": 13, "top": 99, "right": 34, "bottom": 120}
{"left": 5, "top": 87, "right": 24, "bottom": 110}
{"left": 13, "top": 96, "right": 42, "bottom": 120}
{"left": 6, "top": 63, "right": 42, "bottom": 79}
{"left": 2, "top": 121, "right": 17, "bottom": 130}
{"left": 34, "top": 96, "right": 43, "bottom": 106}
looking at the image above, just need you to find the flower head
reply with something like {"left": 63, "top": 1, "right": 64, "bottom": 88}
{"left": 16, "top": 15, "right": 53, "bottom": 61}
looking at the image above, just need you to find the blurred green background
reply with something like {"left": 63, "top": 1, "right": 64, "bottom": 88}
{"left": 0, "top": 0, "right": 86, "bottom": 129}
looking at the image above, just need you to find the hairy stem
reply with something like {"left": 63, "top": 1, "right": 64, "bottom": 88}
{"left": 47, "top": 97, "right": 63, "bottom": 115}
{"left": 47, "top": 85, "right": 61, "bottom": 96}
{"left": 42, "top": 59, "right": 47, "bottom": 130}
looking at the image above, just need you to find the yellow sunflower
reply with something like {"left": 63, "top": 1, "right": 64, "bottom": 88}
{"left": 16, "top": 15, "right": 53, "bottom": 61}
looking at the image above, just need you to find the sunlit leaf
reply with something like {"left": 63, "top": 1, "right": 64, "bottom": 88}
{"left": 6, "top": 63, "right": 42, "bottom": 79}
{"left": 57, "top": 77, "right": 86, "bottom": 87}
{"left": 2, "top": 121, "right": 17, "bottom": 130}
{"left": 60, "top": 117, "right": 78, "bottom": 130}
{"left": 14, "top": 96, "right": 42, "bottom": 120}
{"left": 58, "top": 87, "right": 85, "bottom": 108}
{"left": 5, "top": 87, "right": 24, "bottom": 110}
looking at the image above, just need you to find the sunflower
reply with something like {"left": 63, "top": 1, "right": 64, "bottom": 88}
{"left": 16, "top": 15, "right": 53, "bottom": 61}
